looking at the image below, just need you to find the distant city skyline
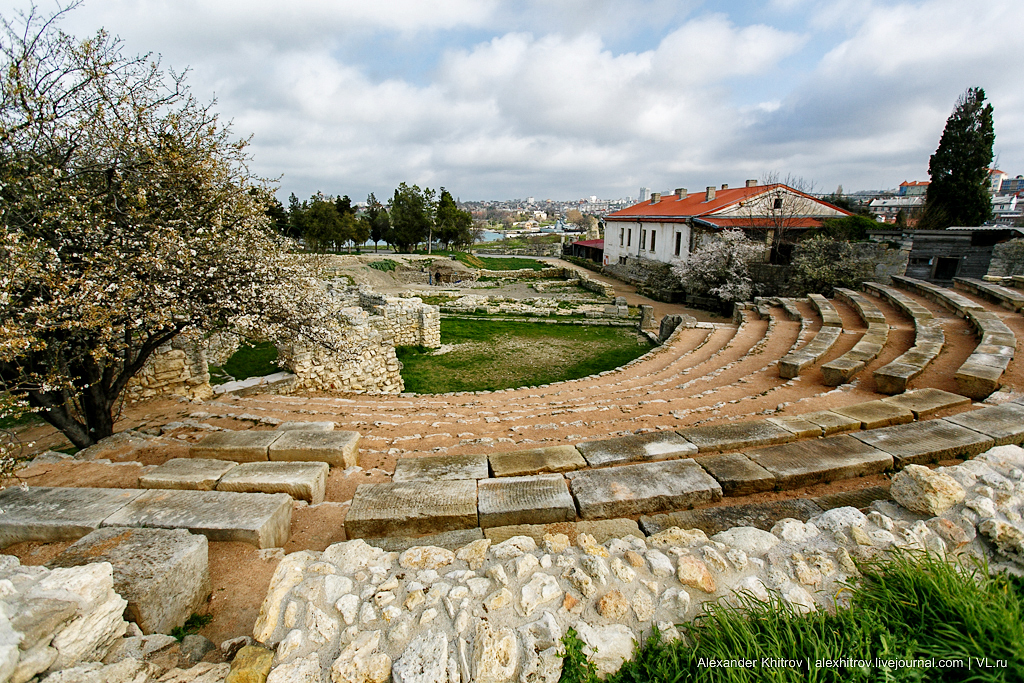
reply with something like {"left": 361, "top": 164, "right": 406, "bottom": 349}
{"left": 3, "top": 0, "right": 1022, "bottom": 203}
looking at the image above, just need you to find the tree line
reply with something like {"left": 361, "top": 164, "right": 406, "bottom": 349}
{"left": 267, "top": 183, "right": 477, "bottom": 253}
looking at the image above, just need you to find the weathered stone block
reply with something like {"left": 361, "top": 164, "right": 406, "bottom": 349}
{"left": 798, "top": 411, "right": 862, "bottom": 435}
{"left": 745, "top": 435, "right": 893, "bottom": 489}
{"left": 879, "top": 388, "right": 971, "bottom": 419}
{"left": 102, "top": 489, "right": 292, "bottom": 548}
{"left": 813, "top": 486, "right": 892, "bottom": 511}
{"left": 392, "top": 453, "right": 489, "bottom": 483}
{"left": 696, "top": 453, "right": 775, "bottom": 496}
{"left": 831, "top": 401, "right": 914, "bottom": 429}
{"left": 345, "top": 480, "right": 478, "bottom": 538}
{"left": 49, "top": 527, "right": 210, "bottom": 635}
{"left": 851, "top": 419, "right": 994, "bottom": 467}
{"left": 139, "top": 458, "right": 238, "bottom": 491}
{"left": 363, "top": 528, "right": 485, "bottom": 553}
{"left": 677, "top": 420, "right": 794, "bottom": 453}
{"left": 189, "top": 431, "right": 281, "bottom": 463}
{"left": 216, "top": 461, "right": 329, "bottom": 504}
{"left": 275, "top": 421, "right": 335, "bottom": 431}
{"left": 477, "top": 474, "right": 576, "bottom": 528}
{"left": 946, "top": 402, "right": 1024, "bottom": 446}
{"left": 0, "top": 487, "right": 143, "bottom": 546}
{"left": 268, "top": 429, "right": 360, "bottom": 468}
{"left": 570, "top": 459, "right": 722, "bottom": 520}
{"left": 489, "top": 446, "right": 587, "bottom": 478}
{"left": 575, "top": 432, "right": 697, "bottom": 467}
{"left": 766, "top": 416, "right": 822, "bottom": 438}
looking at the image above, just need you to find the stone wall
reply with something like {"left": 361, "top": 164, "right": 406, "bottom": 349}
{"left": 126, "top": 332, "right": 213, "bottom": 402}
{"left": 602, "top": 257, "right": 684, "bottom": 302}
{"left": 276, "top": 308, "right": 405, "bottom": 394}
{"left": 357, "top": 289, "right": 442, "bottom": 348}
{"left": 987, "top": 239, "right": 1024, "bottom": 277}
{"left": 476, "top": 244, "right": 562, "bottom": 257}
{"left": 851, "top": 242, "right": 909, "bottom": 284}
{"left": 253, "top": 443, "right": 1024, "bottom": 682}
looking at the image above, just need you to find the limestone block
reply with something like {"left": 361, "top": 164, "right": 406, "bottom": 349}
{"left": 391, "top": 454, "right": 489, "bottom": 483}
{"left": 189, "top": 430, "right": 281, "bottom": 462}
{"left": 879, "top": 388, "right": 971, "bottom": 419}
{"left": 345, "top": 481, "right": 478, "bottom": 539}
{"left": 477, "top": 474, "right": 576, "bottom": 528}
{"left": 745, "top": 435, "right": 893, "bottom": 489}
{"left": 640, "top": 499, "right": 824, "bottom": 537}
{"left": 216, "top": 461, "right": 328, "bottom": 504}
{"left": 710, "top": 527, "right": 779, "bottom": 556}
{"left": 269, "top": 429, "right": 360, "bottom": 468}
{"left": 798, "top": 411, "right": 862, "bottom": 436}
{"left": 102, "top": 489, "right": 292, "bottom": 548}
{"left": 678, "top": 420, "right": 794, "bottom": 453}
{"left": 226, "top": 645, "right": 274, "bottom": 683}
{"left": 831, "top": 401, "right": 913, "bottom": 430}
{"left": 392, "top": 630, "right": 449, "bottom": 683}
{"left": 0, "top": 487, "right": 143, "bottom": 546}
{"left": 696, "top": 453, "right": 775, "bottom": 496}
{"left": 573, "top": 623, "right": 634, "bottom": 677}
{"left": 488, "top": 446, "right": 587, "bottom": 478}
{"left": 570, "top": 459, "right": 722, "bottom": 519}
{"left": 139, "top": 458, "right": 238, "bottom": 491}
{"left": 329, "top": 630, "right": 391, "bottom": 683}
{"left": 946, "top": 403, "right": 1024, "bottom": 446}
{"left": 49, "top": 527, "right": 210, "bottom": 635}
{"left": 472, "top": 621, "right": 518, "bottom": 683}
{"left": 851, "top": 419, "right": 993, "bottom": 467}
{"left": 575, "top": 432, "right": 697, "bottom": 467}
{"left": 275, "top": 421, "right": 335, "bottom": 432}
{"left": 890, "top": 465, "right": 965, "bottom": 516}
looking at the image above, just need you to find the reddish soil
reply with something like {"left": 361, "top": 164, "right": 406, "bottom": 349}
{"left": 4, "top": 282, "right": 1020, "bottom": 646}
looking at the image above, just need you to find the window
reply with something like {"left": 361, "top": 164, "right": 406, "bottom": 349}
{"left": 774, "top": 196, "right": 783, "bottom": 209}
{"left": 618, "top": 256, "right": 627, "bottom": 265}
{"left": 627, "top": 228, "right": 632, "bottom": 246}
{"left": 641, "top": 229, "right": 646, "bottom": 249}
{"left": 619, "top": 228, "right": 624, "bottom": 246}
{"left": 650, "top": 230, "right": 656, "bottom": 251}
{"left": 674, "top": 231, "right": 682, "bottom": 257}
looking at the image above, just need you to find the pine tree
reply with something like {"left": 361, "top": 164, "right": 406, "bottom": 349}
{"left": 923, "top": 87, "right": 995, "bottom": 228}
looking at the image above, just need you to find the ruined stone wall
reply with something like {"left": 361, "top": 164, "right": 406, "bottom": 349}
{"left": 987, "top": 239, "right": 1024, "bottom": 277}
{"left": 476, "top": 244, "right": 562, "bottom": 257}
{"left": 276, "top": 308, "right": 404, "bottom": 394}
{"left": 603, "top": 256, "right": 684, "bottom": 302}
{"left": 126, "top": 331, "right": 213, "bottom": 402}
{"left": 852, "top": 242, "right": 909, "bottom": 284}
{"left": 357, "top": 288, "right": 441, "bottom": 348}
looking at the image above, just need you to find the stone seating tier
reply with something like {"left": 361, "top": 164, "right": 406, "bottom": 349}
{"left": 821, "top": 288, "right": 889, "bottom": 386}
{"left": 778, "top": 294, "right": 843, "bottom": 379}
{"left": 864, "top": 281, "right": 945, "bottom": 394}
{"left": 891, "top": 275, "right": 1016, "bottom": 399}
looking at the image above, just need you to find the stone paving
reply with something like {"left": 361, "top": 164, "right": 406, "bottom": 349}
{"left": 575, "top": 431, "right": 696, "bottom": 466}
{"left": 570, "top": 459, "right": 723, "bottom": 519}
{"left": 477, "top": 474, "right": 576, "bottom": 528}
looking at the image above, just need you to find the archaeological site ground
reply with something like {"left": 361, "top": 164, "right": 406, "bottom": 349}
{"left": 3, "top": 256, "right": 1024, "bottom": 681}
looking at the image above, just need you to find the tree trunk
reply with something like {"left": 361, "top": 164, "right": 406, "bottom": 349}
{"left": 27, "top": 391, "right": 97, "bottom": 448}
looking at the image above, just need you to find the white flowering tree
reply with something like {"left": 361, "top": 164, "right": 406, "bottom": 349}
{"left": 0, "top": 7, "right": 330, "bottom": 448}
{"left": 672, "top": 229, "right": 766, "bottom": 304}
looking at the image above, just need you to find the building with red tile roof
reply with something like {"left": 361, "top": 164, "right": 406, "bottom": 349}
{"left": 601, "top": 180, "right": 850, "bottom": 267}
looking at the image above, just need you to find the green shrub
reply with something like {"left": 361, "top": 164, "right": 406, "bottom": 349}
{"left": 369, "top": 259, "right": 398, "bottom": 272}
{"left": 790, "top": 237, "right": 874, "bottom": 296}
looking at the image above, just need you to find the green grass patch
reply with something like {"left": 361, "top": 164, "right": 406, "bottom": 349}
{"left": 368, "top": 259, "right": 398, "bottom": 271}
{"left": 396, "top": 319, "right": 652, "bottom": 393}
{"left": 209, "top": 341, "right": 279, "bottom": 385}
{"left": 170, "top": 613, "right": 213, "bottom": 641}
{"left": 562, "top": 551, "right": 1024, "bottom": 682}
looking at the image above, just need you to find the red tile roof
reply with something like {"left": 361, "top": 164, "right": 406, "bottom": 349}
{"left": 572, "top": 239, "right": 604, "bottom": 248}
{"left": 605, "top": 184, "right": 848, "bottom": 223}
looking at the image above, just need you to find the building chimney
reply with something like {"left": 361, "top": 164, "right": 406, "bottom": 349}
{"left": 705, "top": 186, "right": 716, "bottom": 202}
{"left": 650, "top": 192, "right": 661, "bottom": 204}
{"left": 746, "top": 179, "right": 757, "bottom": 188}
{"left": 675, "top": 188, "right": 687, "bottom": 199}
{"left": 721, "top": 183, "right": 729, "bottom": 190}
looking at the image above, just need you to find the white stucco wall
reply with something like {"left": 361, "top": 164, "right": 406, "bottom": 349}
{"left": 604, "top": 220, "right": 691, "bottom": 266}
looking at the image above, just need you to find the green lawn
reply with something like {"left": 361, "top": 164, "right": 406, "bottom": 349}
{"left": 209, "top": 341, "right": 280, "bottom": 385}
{"left": 396, "top": 319, "right": 652, "bottom": 393}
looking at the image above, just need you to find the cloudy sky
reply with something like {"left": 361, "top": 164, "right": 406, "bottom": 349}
{"left": 4, "top": 0, "right": 1023, "bottom": 202}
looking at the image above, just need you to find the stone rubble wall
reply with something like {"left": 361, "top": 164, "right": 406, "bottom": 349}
{"left": 476, "top": 244, "right": 563, "bottom": 257}
{"left": 0, "top": 555, "right": 232, "bottom": 683}
{"left": 254, "top": 443, "right": 1024, "bottom": 682}
{"left": 357, "top": 288, "right": 442, "bottom": 348}
{"left": 125, "top": 331, "right": 214, "bottom": 403}
{"left": 276, "top": 308, "right": 404, "bottom": 395}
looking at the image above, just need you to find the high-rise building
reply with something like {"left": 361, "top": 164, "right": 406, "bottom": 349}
{"left": 638, "top": 187, "right": 650, "bottom": 202}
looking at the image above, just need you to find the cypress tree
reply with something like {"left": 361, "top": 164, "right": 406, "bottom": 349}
{"left": 923, "top": 87, "right": 995, "bottom": 228}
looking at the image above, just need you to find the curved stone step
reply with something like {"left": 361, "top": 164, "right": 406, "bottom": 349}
{"left": 865, "top": 282, "right": 944, "bottom": 394}
{"left": 821, "top": 288, "right": 889, "bottom": 386}
{"left": 778, "top": 295, "right": 843, "bottom": 379}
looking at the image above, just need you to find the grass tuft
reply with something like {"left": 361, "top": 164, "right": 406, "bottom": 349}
{"left": 170, "top": 613, "right": 213, "bottom": 641}
{"left": 560, "top": 551, "right": 1024, "bottom": 683}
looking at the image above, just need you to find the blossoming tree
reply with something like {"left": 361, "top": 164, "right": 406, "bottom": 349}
{"left": 1, "top": 7, "right": 328, "bottom": 448}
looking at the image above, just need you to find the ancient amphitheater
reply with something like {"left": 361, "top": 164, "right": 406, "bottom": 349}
{"left": 3, "top": 270, "right": 1024, "bottom": 682}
